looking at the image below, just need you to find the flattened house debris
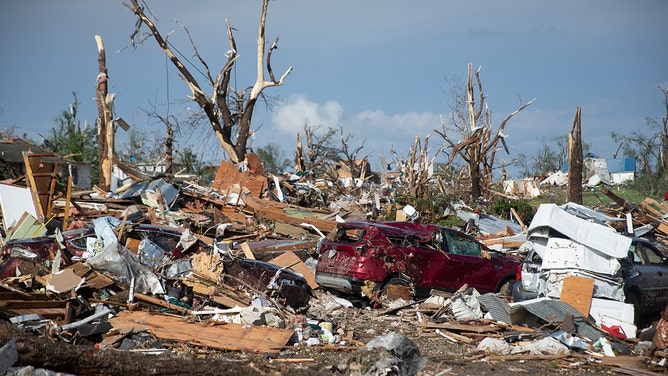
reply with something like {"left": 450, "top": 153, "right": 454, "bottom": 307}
{"left": 2, "top": 146, "right": 668, "bottom": 374}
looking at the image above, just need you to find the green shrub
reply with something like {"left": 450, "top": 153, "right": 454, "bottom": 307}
{"left": 488, "top": 199, "right": 535, "bottom": 225}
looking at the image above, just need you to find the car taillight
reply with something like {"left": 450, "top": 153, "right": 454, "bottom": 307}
{"left": 516, "top": 263, "right": 522, "bottom": 281}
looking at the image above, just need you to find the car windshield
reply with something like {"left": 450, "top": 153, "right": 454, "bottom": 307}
{"left": 442, "top": 230, "right": 481, "bottom": 256}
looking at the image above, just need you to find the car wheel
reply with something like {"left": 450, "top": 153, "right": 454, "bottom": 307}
{"left": 498, "top": 279, "right": 516, "bottom": 297}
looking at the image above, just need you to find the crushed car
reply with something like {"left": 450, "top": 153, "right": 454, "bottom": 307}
{"left": 315, "top": 220, "right": 520, "bottom": 300}
{"left": 512, "top": 203, "right": 668, "bottom": 320}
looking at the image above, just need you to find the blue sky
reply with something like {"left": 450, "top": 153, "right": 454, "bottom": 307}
{"left": 1, "top": 1, "right": 666, "bottom": 178}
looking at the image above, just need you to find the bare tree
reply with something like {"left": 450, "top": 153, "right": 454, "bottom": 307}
{"left": 338, "top": 128, "right": 367, "bottom": 181}
{"left": 391, "top": 134, "right": 444, "bottom": 198}
{"left": 436, "top": 63, "right": 535, "bottom": 200}
{"left": 295, "top": 124, "right": 338, "bottom": 179}
{"left": 125, "top": 0, "right": 292, "bottom": 165}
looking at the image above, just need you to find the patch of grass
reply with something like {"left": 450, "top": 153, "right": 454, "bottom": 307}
{"left": 532, "top": 184, "right": 660, "bottom": 208}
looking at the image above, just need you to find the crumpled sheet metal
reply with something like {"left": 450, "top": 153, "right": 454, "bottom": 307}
{"left": 510, "top": 297, "right": 605, "bottom": 341}
{"left": 541, "top": 238, "right": 621, "bottom": 276}
{"left": 528, "top": 203, "right": 631, "bottom": 259}
{"left": 87, "top": 243, "right": 165, "bottom": 295}
{"left": 93, "top": 216, "right": 122, "bottom": 248}
{"left": 540, "top": 270, "right": 624, "bottom": 302}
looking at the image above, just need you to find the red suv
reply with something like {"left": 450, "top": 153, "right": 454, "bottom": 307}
{"left": 315, "top": 221, "right": 519, "bottom": 299}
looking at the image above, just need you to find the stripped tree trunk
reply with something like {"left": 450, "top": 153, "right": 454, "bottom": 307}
{"left": 94, "top": 35, "right": 113, "bottom": 190}
{"left": 568, "top": 107, "right": 583, "bottom": 204}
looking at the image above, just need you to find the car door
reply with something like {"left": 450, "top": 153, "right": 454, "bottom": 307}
{"left": 431, "top": 229, "right": 497, "bottom": 292}
{"left": 638, "top": 242, "right": 668, "bottom": 312}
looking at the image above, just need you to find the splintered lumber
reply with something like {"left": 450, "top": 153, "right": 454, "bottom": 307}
{"left": 108, "top": 310, "right": 293, "bottom": 354}
{"left": 133, "top": 292, "right": 192, "bottom": 315}
{"left": 419, "top": 322, "right": 502, "bottom": 333}
{"left": 486, "top": 353, "right": 569, "bottom": 361}
{"left": 0, "top": 320, "right": 265, "bottom": 375}
{"left": 249, "top": 206, "right": 336, "bottom": 232}
{"left": 0, "top": 299, "right": 70, "bottom": 322}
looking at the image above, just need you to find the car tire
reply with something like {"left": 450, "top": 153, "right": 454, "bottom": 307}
{"left": 625, "top": 290, "right": 641, "bottom": 323}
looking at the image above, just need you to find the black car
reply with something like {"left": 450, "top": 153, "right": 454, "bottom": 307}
{"left": 513, "top": 237, "right": 668, "bottom": 316}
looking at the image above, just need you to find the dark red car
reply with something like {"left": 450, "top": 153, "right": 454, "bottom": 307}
{"left": 315, "top": 221, "right": 519, "bottom": 299}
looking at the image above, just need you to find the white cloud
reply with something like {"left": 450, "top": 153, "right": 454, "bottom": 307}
{"left": 271, "top": 94, "right": 344, "bottom": 135}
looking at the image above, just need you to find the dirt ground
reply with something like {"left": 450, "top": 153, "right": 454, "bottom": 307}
{"left": 2, "top": 299, "right": 662, "bottom": 376}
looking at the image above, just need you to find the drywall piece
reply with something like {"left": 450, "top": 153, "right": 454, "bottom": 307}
{"left": 46, "top": 268, "right": 84, "bottom": 294}
{"left": 0, "top": 183, "right": 38, "bottom": 232}
{"left": 559, "top": 276, "right": 595, "bottom": 317}
{"left": 240, "top": 242, "right": 255, "bottom": 259}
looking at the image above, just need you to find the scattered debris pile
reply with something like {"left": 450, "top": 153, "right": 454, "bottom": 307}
{"left": 1, "top": 151, "right": 668, "bottom": 375}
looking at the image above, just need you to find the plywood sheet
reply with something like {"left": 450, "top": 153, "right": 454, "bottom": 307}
{"left": 108, "top": 310, "right": 292, "bottom": 354}
{"left": 269, "top": 251, "right": 318, "bottom": 289}
{"left": 559, "top": 275, "right": 595, "bottom": 316}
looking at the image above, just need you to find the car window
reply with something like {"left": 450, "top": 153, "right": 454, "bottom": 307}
{"left": 643, "top": 246, "right": 664, "bottom": 265}
{"left": 68, "top": 236, "right": 89, "bottom": 250}
{"left": 628, "top": 244, "right": 644, "bottom": 264}
{"left": 331, "top": 227, "right": 364, "bottom": 244}
{"left": 527, "top": 251, "right": 542, "bottom": 263}
{"left": 443, "top": 230, "right": 481, "bottom": 256}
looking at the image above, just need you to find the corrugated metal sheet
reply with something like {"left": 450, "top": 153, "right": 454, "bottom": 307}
{"left": 515, "top": 298, "right": 604, "bottom": 341}
{"left": 481, "top": 294, "right": 605, "bottom": 341}
{"left": 119, "top": 179, "right": 178, "bottom": 206}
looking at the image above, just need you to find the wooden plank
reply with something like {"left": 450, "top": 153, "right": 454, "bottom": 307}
{"left": 240, "top": 242, "right": 255, "bottom": 260}
{"left": 419, "top": 322, "right": 502, "bottom": 333}
{"left": 0, "top": 292, "right": 45, "bottom": 300}
{"left": 133, "top": 293, "right": 192, "bottom": 315}
{"left": 0, "top": 299, "right": 69, "bottom": 321}
{"left": 656, "top": 222, "right": 668, "bottom": 236}
{"left": 2, "top": 301, "right": 68, "bottom": 309}
{"left": 62, "top": 176, "right": 72, "bottom": 231}
{"left": 108, "top": 310, "right": 293, "bottom": 354}
{"left": 67, "top": 262, "right": 115, "bottom": 290}
{"left": 269, "top": 251, "right": 318, "bottom": 289}
{"left": 509, "top": 207, "right": 527, "bottom": 233}
{"left": 22, "top": 152, "right": 58, "bottom": 221}
{"left": 559, "top": 275, "right": 595, "bottom": 317}
{"left": 254, "top": 206, "right": 336, "bottom": 233}
{"left": 599, "top": 355, "right": 646, "bottom": 368}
